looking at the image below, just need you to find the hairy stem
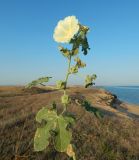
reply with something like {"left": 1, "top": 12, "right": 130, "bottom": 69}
{"left": 65, "top": 55, "right": 72, "bottom": 88}
{"left": 61, "top": 55, "right": 72, "bottom": 115}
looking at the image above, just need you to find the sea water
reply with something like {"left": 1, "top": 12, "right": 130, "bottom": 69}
{"left": 99, "top": 86, "right": 139, "bottom": 105}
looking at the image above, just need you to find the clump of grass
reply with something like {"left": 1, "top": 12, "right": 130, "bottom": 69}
{"left": 1, "top": 104, "right": 139, "bottom": 160}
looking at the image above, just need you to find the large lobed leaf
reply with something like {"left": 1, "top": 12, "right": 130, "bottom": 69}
{"left": 34, "top": 107, "right": 74, "bottom": 152}
{"left": 36, "top": 107, "right": 57, "bottom": 123}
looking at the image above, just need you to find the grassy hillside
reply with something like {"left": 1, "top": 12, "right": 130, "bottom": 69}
{"left": 0, "top": 86, "right": 139, "bottom": 160}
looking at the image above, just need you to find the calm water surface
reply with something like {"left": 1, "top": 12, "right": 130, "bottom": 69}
{"left": 99, "top": 86, "right": 139, "bottom": 105}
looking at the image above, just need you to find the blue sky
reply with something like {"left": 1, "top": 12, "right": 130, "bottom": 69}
{"left": 0, "top": 0, "right": 139, "bottom": 86}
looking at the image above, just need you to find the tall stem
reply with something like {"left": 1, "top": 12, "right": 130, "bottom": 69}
{"left": 64, "top": 55, "right": 72, "bottom": 88}
{"left": 61, "top": 55, "right": 72, "bottom": 115}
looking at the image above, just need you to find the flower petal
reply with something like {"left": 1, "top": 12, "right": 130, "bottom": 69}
{"left": 53, "top": 16, "right": 79, "bottom": 43}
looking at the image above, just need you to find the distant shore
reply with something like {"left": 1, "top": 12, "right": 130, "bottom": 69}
{"left": 0, "top": 85, "right": 139, "bottom": 120}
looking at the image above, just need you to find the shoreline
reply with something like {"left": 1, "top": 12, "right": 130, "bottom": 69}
{"left": 0, "top": 85, "right": 139, "bottom": 120}
{"left": 95, "top": 86, "right": 139, "bottom": 106}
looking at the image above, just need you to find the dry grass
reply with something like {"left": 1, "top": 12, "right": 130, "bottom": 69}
{"left": 0, "top": 86, "right": 139, "bottom": 160}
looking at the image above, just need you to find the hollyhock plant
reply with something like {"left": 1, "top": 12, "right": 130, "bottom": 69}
{"left": 27, "top": 16, "right": 97, "bottom": 160}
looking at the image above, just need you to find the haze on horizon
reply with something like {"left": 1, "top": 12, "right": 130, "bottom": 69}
{"left": 0, "top": 0, "right": 139, "bottom": 86}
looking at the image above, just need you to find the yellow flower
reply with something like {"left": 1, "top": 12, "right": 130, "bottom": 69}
{"left": 53, "top": 16, "right": 79, "bottom": 43}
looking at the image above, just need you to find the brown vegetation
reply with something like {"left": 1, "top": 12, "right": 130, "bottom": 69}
{"left": 0, "top": 86, "right": 139, "bottom": 160}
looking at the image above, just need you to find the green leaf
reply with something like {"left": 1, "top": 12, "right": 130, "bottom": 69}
{"left": 82, "top": 100, "right": 103, "bottom": 118}
{"left": 26, "top": 76, "right": 52, "bottom": 88}
{"left": 74, "top": 57, "right": 86, "bottom": 68}
{"left": 79, "top": 25, "right": 90, "bottom": 55}
{"left": 34, "top": 108, "right": 57, "bottom": 152}
{"left": 34, "top": 122, "right": 52, "bottom": 151}
{"left": 61, "top": 94, "right": 70, "bottom": 105}
{"left": 58, "top": 46, "right": 71, "bottom": 58}
{"left": 71, "top": 48, "right": 79, "bottom": 56}
{"left": 64, "top": 116, "right": 75, "bottom": 125}
{"left": 54, "top": 115, "right": 72, "bottom": 152}
{"left": 85, "top": 74, "right": 97, "bottom": 88}
{"left": 34, "top": 108, "right": 73, "bottom": 153}
{"left": 56, "top": 80, "right": 66, "bottom": 89}
{"left": 36, "top": 107, "right": 57, "bottom": 123}
{"left": 69, "top": 66, "right": 78, "bottom": 74}
{"left": 70, "top": 24, "right": 90, "bottom": 55}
